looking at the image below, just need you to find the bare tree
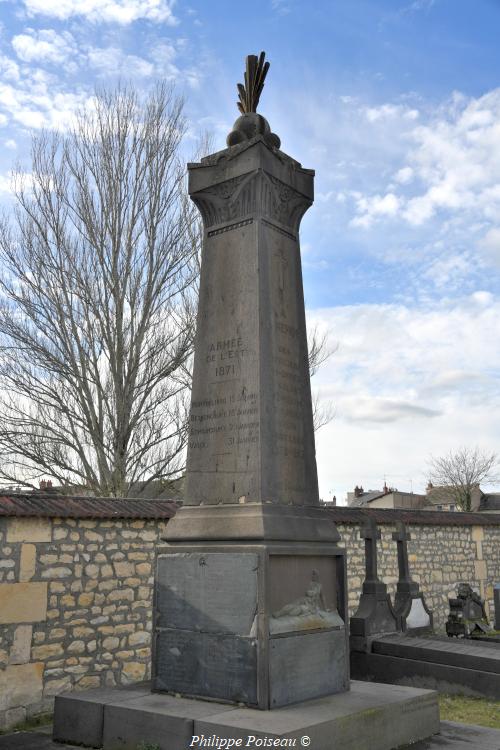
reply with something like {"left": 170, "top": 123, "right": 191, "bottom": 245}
{"left": 308, "top": 325, "right": 337, "bottom": 432}
{"left": 0, "top": 85, "right": 200, "bottom": 497}
{"left": 428, "top": 446, "right": 499, "bottom": 511}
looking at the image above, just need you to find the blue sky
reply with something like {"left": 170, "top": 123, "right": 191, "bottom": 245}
{"left": 1, "top": 0, "right": 500, "bottom": 502}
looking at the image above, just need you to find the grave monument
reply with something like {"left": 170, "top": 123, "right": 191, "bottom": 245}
{"left": 153, "top": 50, "right": 349, "bottom": 709}
{"left": 350, "top": 517, "right": 399, "bottom": 651}
{"left": 392, "top": 521, "right": 433, "bottom": 633}
{"left": 52, "top": 53, "right": 440, "bottom": 750}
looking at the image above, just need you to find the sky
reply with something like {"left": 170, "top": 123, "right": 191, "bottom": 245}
{"left": 1, "top": 0, "right": 500, "bottom": 502}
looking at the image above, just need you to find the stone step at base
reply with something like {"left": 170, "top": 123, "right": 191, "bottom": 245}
{"left": 53, "top": 680, "right": 439, "bottom": 750}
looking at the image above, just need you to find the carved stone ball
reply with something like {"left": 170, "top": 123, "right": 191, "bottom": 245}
{"left": 226, "top": 112, "right": 281, "bottom": 149}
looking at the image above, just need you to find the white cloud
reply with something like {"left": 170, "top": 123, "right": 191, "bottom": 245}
{"left": 350, "top": 192, "right": 401, "bottom": 228}
{"left": 12, "top": 29, "right": 77, "bottom": 65}
{"left": 364, "top": 104, "right": 419, "bottom": 122}
{"left": 479, "top": 227, "right": 500, "bottom": 266}
{"left": 346, "top": 88, "right": 500, "bottom": 251}
{"left": 0, "top": 63, "right": 92, "bottom": 131}
{"left": 4, "top": 139, "right": 17, "bottom": 149}
{"left": 23, "top": 0, "right": 178, "bottom": 24}
{"left": 87, "top": 47, "right": 154, "bottom": 77}
{"left": 394, "top": 166, "right": 414, "bottom": 184}
{"left": 311, "top": 294, "right": 500, "bottom": 501}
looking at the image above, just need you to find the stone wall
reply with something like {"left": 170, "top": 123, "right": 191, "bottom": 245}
{"left": 1, "top": 502, "right": 500, "bottom": 731}
{"left": 0, "top": 511, "right": 169, "bottom": 731}
{"left": 333, "top": 509, "right": 500, "bottom": 631}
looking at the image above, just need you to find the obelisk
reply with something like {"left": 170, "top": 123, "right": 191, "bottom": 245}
{"left": 153, "top": 52, "right": 348, "bottom": 709}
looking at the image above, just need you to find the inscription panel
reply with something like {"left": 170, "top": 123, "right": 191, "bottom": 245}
{"left": 154, "top": 629, "right": 257, "bottom": 704}
{"left": 261, "top": 228, "right": 318, "bottom": 504}
{"left": 185, "top": 220, "right": 261, "bottom": 505}
{"left": 156, "top": 552, "right": 258, "bottom": 635}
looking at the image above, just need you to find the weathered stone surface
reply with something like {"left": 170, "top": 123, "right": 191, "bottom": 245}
{"left": 154, "top": 628, "right": 257, "bottom": 704}
{"left": 19, "top": 544, "right": 36, "bottom": 582}
{"left": 52, "top": 684, "right": 152, "bottom": 746}
{"left": 0, "top": 663, "right": 44, "bottom": 712}
{"left": 52, "top": 680, "right": 440, "bottom": 750}
{"left": 269, "top": 629, "right": 348, "bottom": 707}
{"left": 6, "top": 518, "right": 51, "bottom": 543}
{"left": 0, "top": 582, "right": 48, "bottom": 624}
{"left": 156, "top": 552, "right": 258, "bottom": 634}
{"left": 10, "top": 625, "right": 33, "bottom": 665}
{"left": 165, "top": 139, "right": 339, "bottom": 544}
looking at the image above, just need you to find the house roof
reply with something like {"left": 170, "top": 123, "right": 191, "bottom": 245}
{"left": 0, "top": 493, "right": 178, "bottom": 519}
{"left": 479, "top": 493, "right": 500, "bottom": 512}
{"left": 349, "top": 491, "right": 384, "bottom": 507}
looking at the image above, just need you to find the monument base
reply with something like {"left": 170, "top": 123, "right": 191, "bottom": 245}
{"left": 153, "top": 541, "right": 348, "bottom": 708}
{"left": 53, "top": 680, "right": 440, "bottom": 750}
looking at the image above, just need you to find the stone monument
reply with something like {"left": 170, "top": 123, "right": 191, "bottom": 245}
{"left": 52, "top": 54, "right": 441, "bottom": 750}
{"left": 153, "top": 51, "right": 349, "bottom": 709}
{"left": 350, "top": 516, "right": 399, "bottom": 651}
{"left": 446, "top": 583, "right": 491, "bottom": 638}
{"left": 392, "top": 521, "right": 433, "bottom": 633}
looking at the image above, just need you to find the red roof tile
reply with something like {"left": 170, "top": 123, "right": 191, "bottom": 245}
{"left": 0, "top": 494, "right": 178, "bottom": 519}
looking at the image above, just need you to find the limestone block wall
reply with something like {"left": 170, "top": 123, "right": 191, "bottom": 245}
{"left": 335, "top": 512, "right": 500, "bottom": 631}
{"left": 1, "top": 502, "right": 500, "bottom": 732}
{"left": 0, "top": 513, "right": 168, "bottom": 731}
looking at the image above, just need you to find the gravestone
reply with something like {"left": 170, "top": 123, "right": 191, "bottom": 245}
{"left": 446, "top": 583, "right": 491, "bottom": 638}
{"left": 153, "top": 52, "right": 349, "bottom": 709}
{"left": 350, "top": 517, "right": 399, "bottom": 651}
{"left": 392, "top": 521, "right": 433, "bottom": 633}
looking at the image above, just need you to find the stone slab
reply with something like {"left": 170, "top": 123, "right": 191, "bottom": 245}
{"left": 372, "top": 634, "right": 500, "bottom": 673}
{"left": 351, "top": 651, "right": 500, "bottom": 700}
{"left": 156, "top": 551, "right": 258, "bottom": 634}
{"left": 103, "top": 693, "right": 238, "bottom": 750}
{"left": 0, "top": 582, "right": 48, "bottom": 625}
{"left": 52, "top": 684, "right": 151, "bottom": 747}
{"left": 154, "top": 628, "right": 258, "bottom": 704}
{"left": 269, "top": 629, "right": 348, "bottom": 707}
{"left": 52, "top": 680, "right": 439, "bottom": 750}
{"left": 6, "top": 721, "right": 500, "bottom": 750}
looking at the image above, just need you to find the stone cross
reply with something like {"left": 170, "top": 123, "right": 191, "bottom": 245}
{"left": 392, "top": 521, "right": 412, "bottom": 583}
{"left": 360, "top": 518, "right": 381, "bottom": 583}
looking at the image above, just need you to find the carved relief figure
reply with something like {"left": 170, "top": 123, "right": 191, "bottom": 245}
{"left": 270, "top": 570, "right": 344, "bottom": 634}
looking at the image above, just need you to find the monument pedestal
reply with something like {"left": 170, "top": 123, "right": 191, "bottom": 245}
{"left": 153, "top": 539, "right": 348, "bottom": 708}
{"left": 53, "top": 680, "right": 440, "bottom": 750}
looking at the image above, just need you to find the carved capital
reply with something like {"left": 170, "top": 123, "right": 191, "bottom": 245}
{"left": 190, "top": 170, "right": 311, "bottom": 233}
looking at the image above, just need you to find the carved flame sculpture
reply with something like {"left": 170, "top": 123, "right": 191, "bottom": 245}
{"left": 236, "top": 52, "right": 270, "bottom": 114}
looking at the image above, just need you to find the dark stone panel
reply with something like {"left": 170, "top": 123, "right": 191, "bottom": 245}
{"left": 52, "top": 685, "right": 151, "bottom": 747}
{"left": 156, "top": 552, "right": 258, "bottom": 635}
{"left": 269, "top": 628, "right": 348, "bottom": 707}
{"left": 351, "top": 651, "right": 500, "bottom": 700}
{"left": 103, "top": 705, "right": 192, "bottom": 750}
{"left": 372, "top": 635, "right": 500, "bottom": 673}
{"left": 154, "top": 628, "right": 258, "bottom": 705}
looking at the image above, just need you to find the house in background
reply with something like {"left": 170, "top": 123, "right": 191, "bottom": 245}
{"left": 346, "top": 481, "right": 500, "bottom": 512}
